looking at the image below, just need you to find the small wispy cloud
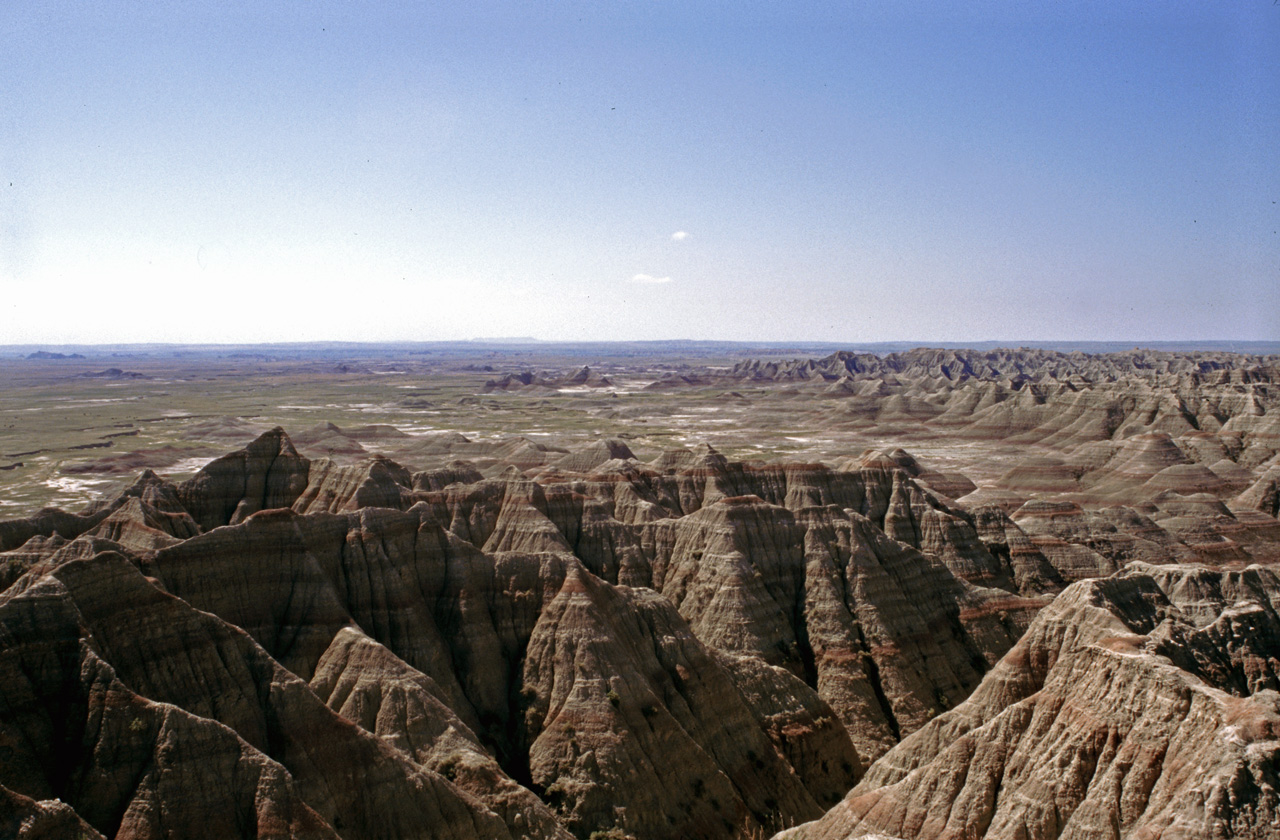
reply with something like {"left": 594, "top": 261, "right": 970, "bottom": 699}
{"left": 671, "top": 231, "right": 689, "bottom": 241}
{"left": 631, "top": 273, "right": 673, "bottom": 284}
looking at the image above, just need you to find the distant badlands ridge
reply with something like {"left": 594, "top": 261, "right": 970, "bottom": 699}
{"left": 479, "top": 345, "right": 1280, "bottom": 517}
{"left": 475, "top": 345, "right": 1280, "bottom": 389}
{"left": 0, "top": 345, "right": 1277, "bottom": 840}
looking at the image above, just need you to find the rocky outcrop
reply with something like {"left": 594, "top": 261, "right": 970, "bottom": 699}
{"left": 522, "top": 563, "right": 826, "bottom": 838}
{"left": 0, "top": 506, "right": 114, "bottom": 552}
{"left": 1235, "top": 464, "right": 1280, "bottom": 518}
{"left": 292, "top": 456, "right": 420, "bottom": 514}
{"left": 177, "top": 427, "right": 311, "bottom": 531}
{"left": 0, "top": 482, "right": 873, "bottom": 838}
{"left": 711, "top": 350, "right": 1280, "bottom": 473}
{"left": 0, "top": 565, "right": 343, "bottom": 840}
{"left": 784, "top": 563, "right": 1280, "bottom": 840}
{"left": 483, "top": 366, "right": 613, "bottom": 392}
{"left": 0, "top": 468, "right": 200, "bottom": 554}
{"left": 0, "top": 785, "right": 106, "bottom": 840}
{"left": 552, "top": 438, "right": 637, "bottom": 472}
{"left": 1, "top": 549, "right": 523, "bottom": 840}
{"left": 85, "top": 470, "right": 201, "bottom": 552}
{"left": 310, "top": 627, "right": 572, "bottom": 840}
{"left": 731, "top": 347, "right": 1277, "bottom": 388}
{"left": 7, "top": 422, "right": 1278, "bottom": 840}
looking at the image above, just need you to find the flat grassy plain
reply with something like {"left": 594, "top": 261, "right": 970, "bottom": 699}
{"left": 0, "top": 343, "right": 1039, "bottom": 516}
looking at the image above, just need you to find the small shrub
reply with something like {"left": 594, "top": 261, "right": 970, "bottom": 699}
{"left": 588, "top": 830, "right": 631, "bottom": 840}
{"left": 436, "top": 753, "right": 463, "bottom": 781}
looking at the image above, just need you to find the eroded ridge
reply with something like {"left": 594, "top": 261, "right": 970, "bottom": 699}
{"left": 0, "top": 420, "right": 1276, "bottom": 840}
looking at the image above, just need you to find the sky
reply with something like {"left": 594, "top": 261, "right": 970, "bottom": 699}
{"left": 2, "top": 1, "right": 1278, "bottom": 345}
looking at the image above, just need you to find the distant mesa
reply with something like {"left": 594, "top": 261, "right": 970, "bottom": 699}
{"left": 484, "top": 365, "right": 613, "bottom": 392}
{"left": 728, "top": 346, "right": 1280, "bottom": 385}
{"left": 75, "top": 368, "right": 150, "bottom": 380}
{"left": 25, "top": 350, "right": 85, "bottom": 360}
{"left": 470, "top": 335, "right": 540, "bottom": 344}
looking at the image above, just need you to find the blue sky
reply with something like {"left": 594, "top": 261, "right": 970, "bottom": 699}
{"left": 3, "top": 1, "right": 1277, "bottom": 344}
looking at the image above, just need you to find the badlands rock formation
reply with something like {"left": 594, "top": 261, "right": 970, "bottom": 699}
{"left": 782, "top": 563, "right": 1280, "bottom": 840}
{"left": 720, "top": 348, "right": 1280, "bottom": 472}
{"left": 0, "top": 428, "right": 1047, "bottom": 839}
{"left": 1, "top": 343, "right": 1277, "bottom": 840}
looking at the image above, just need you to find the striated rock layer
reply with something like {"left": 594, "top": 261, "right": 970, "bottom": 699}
{"left": 1, "top": 423, "right": 1277, "bottom": 840}
{"left": 782, "top": 562, "right": 1280, "bottom": 840}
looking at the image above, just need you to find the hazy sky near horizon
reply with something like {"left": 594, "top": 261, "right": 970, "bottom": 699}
{"left": 3, "top": 1, "right": 1278, "bottom": 344}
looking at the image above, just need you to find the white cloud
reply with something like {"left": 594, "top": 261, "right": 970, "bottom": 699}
{"left": 631, "top": 273, "right": 673, "bottom": 284}
{"left": 671, "top": 230, "right": 689, "bottom": 241}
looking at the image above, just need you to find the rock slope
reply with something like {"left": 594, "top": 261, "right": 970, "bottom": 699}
{"left": 782, "top": 563, "right": 1280, "bottom": 840}
{"left": 1, "top": 423, "right": 1277, "bottom": 840}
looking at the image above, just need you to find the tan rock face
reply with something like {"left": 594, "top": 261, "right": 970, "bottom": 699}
{"left": 2, "top": 431, "right": 921, "bottom": 838}
{"left": 1236, "top": 464, "right": 1280, "bottom": 518}
{"left": 0, "top": 567, "right": 343, "bottom": 840}
{"left": 0, "top": 784, "right": 106, "bottom": 840}
{"left": 310, "top": 627, "right": 572, "bottom": 840}
{"left": 177, "top": 426, "right": 311, "bottom": 531}
{"left": 2, "top": 422, "right": 1275, "bottom": 840}
{"left": 522, "top": 564, "right": 828, "bottom": 838}
{"left": 785, "top": 563, "right": 1280, "bottom": 840}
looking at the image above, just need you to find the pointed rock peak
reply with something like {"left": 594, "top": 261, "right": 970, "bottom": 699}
{"left": 649, "top": 447, "right": 697, "bottom": 471}
{"left": 599, "top": 438, "right": 636, "bottom": 459}
{"left": 483, "top": 474, "right": 570, "bottom": 554}
{"left": 365, "top": 455, "right": 413, "bottom": 486}
{"left": 854, "top": 449, "right": 904, "bottom": 473}
{"left": 1142, "top": 463, "right": 1228, "bottom": 496}
{"left": 178, "top": 427, "right": 310, "bottom": 531}
{"left": 591, "top": 458, "right": 642, "bottom": 476}
{"left": 684, "top": 442, "right": 729, "bottom": 471}
{"left": 220, "top": 426, "right": 301, "bottom": 463}
{"left": 686, "top": 494, "right": 778, "bottom": 527}
{"left": 556, "top": 557, "right": 595, "bottom": 595}
{"left": 192, "top": 426, "right": 303, "bottom": 473}
{"left": 368, "top": 453, "right": 407, "bottom": 470}
{"left": 552, "top": 438, "right": 638, "bottom": 472}
{"left": 1107, "top": 431, "right": 1191, "bottom": 471}
{"left": 1233, "top": 464, "right": 1280, "bottom": 517}
{"left": 883, "top": 448, "right": 924, "bottom": 475}
{"left": 113, "top": 469, "right": 189, "bottom": 514}
{"left": 266, "top": 426, "right": 299, "bottom": 453}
